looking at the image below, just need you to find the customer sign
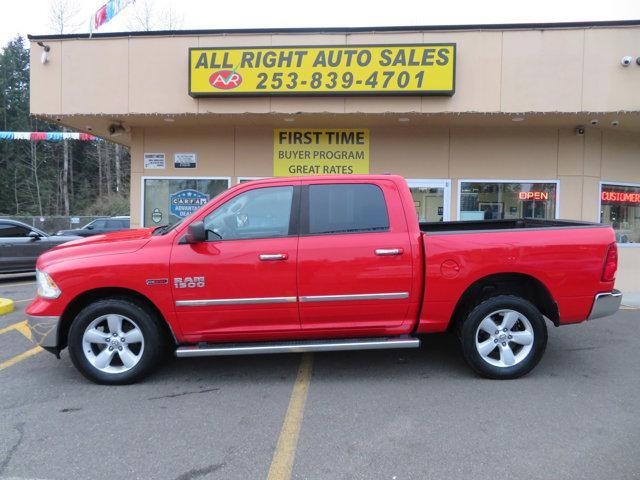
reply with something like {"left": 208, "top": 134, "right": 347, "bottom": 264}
{"left": 189, "top": 44, "right": 455, "bottom": 96}
{"left": 274, "top": 129, "right": 369, "bottom": 176}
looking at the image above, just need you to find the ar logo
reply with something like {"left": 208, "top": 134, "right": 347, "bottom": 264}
{"left": 174, "top": 276, "right": 205, "bottom": 289}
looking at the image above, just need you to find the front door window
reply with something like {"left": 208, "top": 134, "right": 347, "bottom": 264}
{"left": 203, "top": 186, "right": 293, "bottom": 241}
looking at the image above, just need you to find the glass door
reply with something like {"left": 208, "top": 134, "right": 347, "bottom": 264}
{"left": 406, "top": 179, "right": 451, "bottom": 223}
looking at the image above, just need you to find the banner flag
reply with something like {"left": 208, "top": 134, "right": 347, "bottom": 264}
{"left": 0, "top": 132, "right": 100, "bottom": 141}
{"left": 92, "top": 0, "right": 135, "bottom": 31}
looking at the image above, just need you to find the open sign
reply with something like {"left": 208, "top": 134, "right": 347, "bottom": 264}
{"left": 209, "top": 70, "right": 242, "bottom": 90}
{"left": 518, "top": 191, "right": 549, "bottom": 201}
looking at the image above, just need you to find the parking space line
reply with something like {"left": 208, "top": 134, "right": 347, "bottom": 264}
{"left": 267, "top": 353, "right": 314, "bottom": 480}
{"left": 0, "top": 345, "right": 43, "bottom": 372}
{"left": 0, "top": 320, "right": 33, "bottom": 341}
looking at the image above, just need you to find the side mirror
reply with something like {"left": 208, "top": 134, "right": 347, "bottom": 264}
{"left": 86, "top": 225, "right": 94, "bottom": 230}
{"left": 184, "top": 221, "right": 206, "bottom": 244}
{"left": 28, "top": 231, "right": 41, "bottom": 241}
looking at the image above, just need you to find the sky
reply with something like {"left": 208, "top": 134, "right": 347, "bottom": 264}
{"left": 1, "top": 0, "right": 640, "bottom": 46}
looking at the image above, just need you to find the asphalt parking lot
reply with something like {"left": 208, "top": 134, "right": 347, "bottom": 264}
{"left": 1, "top": 276, "right": 639, "bottom": 480}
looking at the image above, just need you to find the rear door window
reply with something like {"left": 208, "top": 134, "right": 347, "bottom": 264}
{"left": 306, "top": 184, "right": 389, "bottom": 235}
{"left": 106, "top": 220, "right": 124, "bottom": 229}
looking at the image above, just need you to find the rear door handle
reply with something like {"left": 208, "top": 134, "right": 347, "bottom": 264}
{"left": 259, "top": 253, "right": 288, "bottom": 261}
{"left": 375, "top": 248, "right": 403, "bottom": 256}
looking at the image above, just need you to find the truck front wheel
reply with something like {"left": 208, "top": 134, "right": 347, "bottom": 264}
{"left": 460, "top": 295, "right": 548, "bottom": 379}
{"left": 68, "top": 298, "right": 163, "bottom": 384}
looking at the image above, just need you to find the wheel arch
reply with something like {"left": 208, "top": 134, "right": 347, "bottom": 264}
{"left": 58, "top": 287, "right": 177, "bottom": 350}
{"left": 449, "top": 272, "right": 559, "bottom": 332}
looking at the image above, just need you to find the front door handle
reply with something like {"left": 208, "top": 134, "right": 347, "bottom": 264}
{"left": 375, "top": 248, "right": 403, "bottom": 256}
{"left": 259, "top": 253, "right": 288, "bottom": 261}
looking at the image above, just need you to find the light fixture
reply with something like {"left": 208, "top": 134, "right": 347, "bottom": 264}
{"left": 108, "top": 123, "right": 126, "bottom": 136}
{"left": 398, "top": 117, "right": 410, "bottom": 123}
{"left": 283, "top": 117, "right": 295, "bottom": 122}
{"left": 511, "top": 117, "right": 525, "bottom": 122}
{"left": 37, "top": 41, "right": 50, "bottom": 64}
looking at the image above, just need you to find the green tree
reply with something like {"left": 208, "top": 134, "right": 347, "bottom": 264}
{"left": 0, "top": 36, "right": 130, "bottom": 217}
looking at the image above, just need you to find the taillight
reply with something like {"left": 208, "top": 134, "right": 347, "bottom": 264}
{"left": 602, "top": 242, "right": 618, "bottom": 282}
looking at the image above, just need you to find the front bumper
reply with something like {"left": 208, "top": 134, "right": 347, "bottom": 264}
{"left": 26, "top": 314, "right": 61, "bottom": 348}
{"left": 587, "top": 289, "right": 622, "bottom": 320}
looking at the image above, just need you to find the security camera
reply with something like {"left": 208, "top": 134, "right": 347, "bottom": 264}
{"left": 108, "top": 124, "right": 125, "bottom": 136}
{"left": 621, "top": 56, "right": 633, "bottom": 66}
{"left": 611, "top": 120, "right": 620, "bottom": 127}
{"left": 575, "top": 126, "right": 585, "bottom": 136}
{"left": 590, "top": 119, "right": 599, "bottom": 126}
{"left": 637, "top": 57, "right": 640, "bottom": 66}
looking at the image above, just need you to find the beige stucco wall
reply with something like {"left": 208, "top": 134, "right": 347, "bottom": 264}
{"left": 30, "top": 26, "right": 640, "bottom": 116}
{"left": 618, "top": 247, "right": 640, "bottom": 293}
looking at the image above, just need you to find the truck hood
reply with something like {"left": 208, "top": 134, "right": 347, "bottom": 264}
{"left": 37, "top": 228, "right": 156, "bottom": 269}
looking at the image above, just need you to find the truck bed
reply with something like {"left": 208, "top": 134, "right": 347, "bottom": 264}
{"left": 420, "top": 218, "right": 606, "bottom": 233}
{"left": 416, "top": 217, "right": 615, "bottom": 333}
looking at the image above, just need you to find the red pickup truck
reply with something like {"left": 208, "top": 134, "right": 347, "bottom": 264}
{"left": 27, "top": 175, "right": 621, "bottom": 384}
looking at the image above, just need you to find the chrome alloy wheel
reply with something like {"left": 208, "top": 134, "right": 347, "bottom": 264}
{"left": 82, "top": 314, "right": 145, "bottom": 374}
{"left": 474, "top": 309, "right": 534, "bottom": 368}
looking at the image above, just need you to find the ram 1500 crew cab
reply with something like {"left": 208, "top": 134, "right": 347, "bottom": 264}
{"left": 26, "top": 175, "right": 621, "bottom": 384}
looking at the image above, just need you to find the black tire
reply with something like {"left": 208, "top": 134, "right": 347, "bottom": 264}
{"left": 68, "top": 298, "right": 164, "bottom": 385}
{"left": 460, "top": 295, "right": 547, "bottom": 380}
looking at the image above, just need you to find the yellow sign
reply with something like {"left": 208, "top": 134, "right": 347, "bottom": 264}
{"left": 189, "top": 44, "right": 455, "bottom": 96}
{"left": 274, "top": 129, "right": 369, "bottom": 176}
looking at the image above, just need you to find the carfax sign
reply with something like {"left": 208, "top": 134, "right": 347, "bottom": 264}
{"left": 170, "top": 189, "right": 209, "bottom": 219}
{"left": 189, "top": 44, "right": 455, "bottom": 96}
{"left": 274, "top": 129, "right": 369, "bottom": 176}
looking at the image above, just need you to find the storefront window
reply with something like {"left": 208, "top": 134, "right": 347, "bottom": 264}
{"left": 410, "top": 186, "right": 445, "bottom": 222}
{"left": 142, "top": 178, "right": 229, "bottom": 227}
{"left": 459, "top": 181, "right": 557, "bottom": 220}
{"left": 600, "top": 183, "right": 640, "bottom": 244}
{"left": 237, "top": 177, "right": 266, "bottom": 184}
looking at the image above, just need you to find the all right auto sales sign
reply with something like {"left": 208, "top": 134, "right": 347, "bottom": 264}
{"left": 189, "top": 44, "right": 456, "bottom": 97}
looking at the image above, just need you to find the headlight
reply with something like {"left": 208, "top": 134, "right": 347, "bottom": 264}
{"left": 36, "top": 269, "right": 61, "bottom": 299}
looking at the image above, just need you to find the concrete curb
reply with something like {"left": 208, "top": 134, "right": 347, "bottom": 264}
{"left": 622, "top": 292, "right": 640, "bottom": 309}
{"left": 0, "top": 298, "right": 14, "bottom": 315}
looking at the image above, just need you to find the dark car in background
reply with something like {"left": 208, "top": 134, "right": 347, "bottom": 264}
{"left": 56, "top": 216, "right": 130, "bottom": 237}
{"left": 0, "top": 219, "right": 80, "bottom": 274}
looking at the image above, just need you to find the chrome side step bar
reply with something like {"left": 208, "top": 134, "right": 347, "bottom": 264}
{"left": 175, "top": 336, "right": 420, "bottom": 358}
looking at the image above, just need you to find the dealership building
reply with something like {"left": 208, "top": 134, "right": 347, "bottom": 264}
{"left": 28, "top": 20, "right": 640, "bottom": 292}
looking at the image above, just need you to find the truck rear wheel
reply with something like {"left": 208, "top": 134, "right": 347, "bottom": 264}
{"left": 460, "top": 295, "right": 547, "bottom": 379}
{"left": 68, "top": 298, "right": 163, "bottom": 385}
